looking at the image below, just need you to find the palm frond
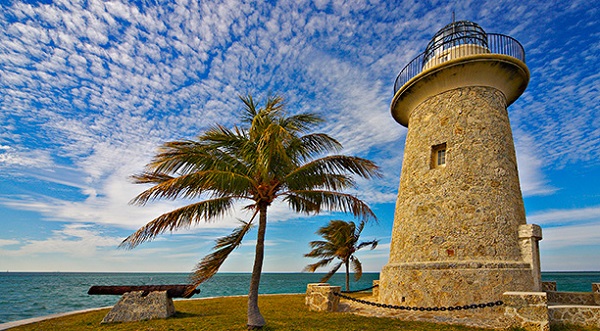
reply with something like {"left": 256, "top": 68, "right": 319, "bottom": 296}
{"left": 120, "top": 197, "right": 236, "bottom": 248}
{"left": 144, "top": 138, "right": 248, "bottom": 176}
{"left": 286, "top": 172, "right": 355, "bottom": 192}
{"left": 304, "top": 240, "right": 338, "bottom": 258}
{"left": 188, "top": 219, "right": 254, "bottom": 293}
{"left": 130, "top": 170, "right": 254, "bottom": 206}
{"left": 351, "top": 256, "right": 363, "bottom": 281}
{"left": 240, "top": 94, "right": 259, "bottom": 124}
{"left": 354, "top": 220, "right": 365, "bottom": 237}
{"left": 356, "top": 239, "right": 379, "bottom": 251}
{"left": 131, "top": 172, "right": 174, "bottom": 184}
{"left": 147, "top": 140, "right": 203, "bottom": 174}
{"left": 320, "top": 261, "right": 343, "bottom": 283}
{"left": 303, "top": 257, "right": 334, "bottom": 272}
{"left": 200, "top": 124, "right": 249, "bottom": 156}
{"left": 288, "top": 155, "right": 380, "bottom": 181}
{"left": 296, "top": 133, "right": 341, "bottom": 157}
{"left": 282, "top": 192, "right": 320, "bottom": 214}
{"left": 279, "top": 113, "right": 324, "bottom": 134}
{"left": 284, "top": 190, "right": 377, "bottom": 222}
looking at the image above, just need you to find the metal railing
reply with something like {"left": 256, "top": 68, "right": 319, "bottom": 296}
{"left": 393, "top": 33, "right": 526, "bottom": 94}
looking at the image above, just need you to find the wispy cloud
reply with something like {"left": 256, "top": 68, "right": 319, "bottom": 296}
{"left": 1, "top": 0, "right": 599, "bottom": 271}
{"left": 528, "top": 206, "right": 600, "bottom": 226}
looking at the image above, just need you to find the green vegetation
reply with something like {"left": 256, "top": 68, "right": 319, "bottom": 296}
{"left": 120, "top": 95, "right": 380, "bottom": 328}
{"left": 9, "top": 295, "right": 597, "bottom": 331}
{"left": 304, "top": 220, "right": 378, "bottom": 291}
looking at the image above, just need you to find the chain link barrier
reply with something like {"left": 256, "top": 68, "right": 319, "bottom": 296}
{"left": 334, "top": 291, "right": 503, "bottom": 312}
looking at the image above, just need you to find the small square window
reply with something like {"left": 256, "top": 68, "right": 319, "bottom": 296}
{"left": 431, "top": 143, "right": 447, "bottom": 169}
{"left": 437, "top": 149, "right": 446, "bottom": 166}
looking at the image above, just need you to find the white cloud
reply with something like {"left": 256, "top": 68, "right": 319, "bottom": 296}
{"left": 0, "top": 146, "right": 53, "bottom": 168}
{"left": 1, "top": 223, "right": 121, "bottom": 258}
{"left": 514, "top": 131, "right": 556, "bottom": 196}
{"left": 528, "top": 206, "right": 600, "bottom": 226}
{"left": 0, "top": 239, "right": 19, "bottom": 247}
{"left": 1, "top": 0, "right": 599, "bottom": 272}
{"left": 540, "top": 222, "right": 600, "bottom": 250}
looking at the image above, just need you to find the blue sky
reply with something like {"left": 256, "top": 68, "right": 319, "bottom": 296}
{"left": 0, "top": 0, "right": 599, "bottom": 274}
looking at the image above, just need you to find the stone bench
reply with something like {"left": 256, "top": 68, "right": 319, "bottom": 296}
{"left": 88, "top": 285, "right": 199, "bottom": 323}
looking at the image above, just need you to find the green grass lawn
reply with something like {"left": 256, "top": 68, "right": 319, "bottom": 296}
{"left": 6, "top": 294, "right": 599, "bottom": 331}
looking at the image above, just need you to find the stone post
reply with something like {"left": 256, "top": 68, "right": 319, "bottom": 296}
{"left": 504, "top": 292, "right": 549, "bottom": 331}
{"left": 541, "top": 281, "right": 556, "bottom": 292}
{"left": 593, "top": 283, "right": 600, "bottom": 305}
{"left": 372, "top": 280, "right": 379, "bottom": 300}
{"left": 305, "top": 283, "right": 341, "bottom": 312}
{"left": 519, "top": 224, "right": 543, "bottom": 291}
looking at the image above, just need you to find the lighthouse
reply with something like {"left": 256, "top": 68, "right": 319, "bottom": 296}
{"left": 379, "top": 21, "right": 542, "bottom": 308}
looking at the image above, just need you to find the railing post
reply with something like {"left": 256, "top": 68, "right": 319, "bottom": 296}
{"left": 541, "top": 281, "right": 556, "bottom": 292}
{"left": 503, "top": 292, "right": 549, "bottom": 331}
{"left": 593, "top": 283, "right": 600, "bottom": 305}
{"left": 372, "top": 280, "right": 379, "bottom": 299}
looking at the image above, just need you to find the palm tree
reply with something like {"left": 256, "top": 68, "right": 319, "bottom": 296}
{"left": 304, "top": 220, "right": 378, "bottom": 292}
{"left": 120, "top": 95, "right": 380, "bottom": 329}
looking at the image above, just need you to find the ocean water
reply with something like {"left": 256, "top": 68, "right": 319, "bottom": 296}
{"left": 0, "top": 271, "right": 598, "bottom": 324}
{"left": 0, "top": 272, "right": 378, "bottom": 324}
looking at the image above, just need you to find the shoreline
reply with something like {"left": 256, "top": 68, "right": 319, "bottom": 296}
{"left": 0, "top": 293, "right": 301, "bottom": 330}
{"left": 0, "top": 307, "right": 112, "bottom": 331}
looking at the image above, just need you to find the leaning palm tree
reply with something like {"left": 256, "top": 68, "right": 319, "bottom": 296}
{"left": 304, "top": 220, "right": 378, "bottom": 292}
{"left": 120, "top": 95, "right": 380, "bottom": 329}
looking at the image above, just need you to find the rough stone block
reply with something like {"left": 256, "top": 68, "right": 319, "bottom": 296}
{"left": 305, "top": 283, "right": 341, "bottom": 312}
{"left": 541, "top": 281, "right": 556, "bottom": 292}
{"left": 518, "top": 224, "right": 542, "bottom": 239}
{"left": 372, "top": 280, "right": 379, "bottom": 299}
{"left": 503, "top": 292, "right": 549, "bottom": 331}
{"left": 549, "top": 306, "right": 600, "bottom": 328}
{"left": 101, "top": 291, "right": 175, "bottom": 323}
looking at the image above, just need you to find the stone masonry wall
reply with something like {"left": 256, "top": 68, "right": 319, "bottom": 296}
{"left": 380, "top": 86, "right": 535, "bottom": 307}
{"left": 389, "top": 86, "right": 526, "bottom": 264}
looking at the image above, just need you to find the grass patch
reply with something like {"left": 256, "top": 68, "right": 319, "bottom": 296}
{"left": 7, "top": 294, "right": 600, "bottom": 331}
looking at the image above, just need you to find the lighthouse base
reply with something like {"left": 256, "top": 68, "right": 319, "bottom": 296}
{"left": 379, "top": 261, "right": 535, "bottom": 308}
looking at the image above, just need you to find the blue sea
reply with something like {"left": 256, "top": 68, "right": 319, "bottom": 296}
{"left": 0, "top": 271, "right": 598, "bottom": 324}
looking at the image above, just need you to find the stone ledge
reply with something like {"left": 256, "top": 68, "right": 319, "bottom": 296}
{"left": 385, "top": 261, "right": 531, "bottom": 270}
{"left": 518, "top": 224, "right": 542, "bottom": 239}
{"left": 547, "top": 291, "right": 598, "bottom": 306}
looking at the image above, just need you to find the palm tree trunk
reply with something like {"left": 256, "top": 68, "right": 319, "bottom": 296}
{"left": 345, "top": 258, "right": 350, "bottom": 292}
{"left": 247, "top": 204, "right": 267, "bottom": 329}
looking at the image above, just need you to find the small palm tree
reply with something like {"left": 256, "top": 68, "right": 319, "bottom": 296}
{"left": 121, "top": 95, "right": 380, "bottom": 329}
{"left": 304, "top": 220, "right": 378, "bottom": 292}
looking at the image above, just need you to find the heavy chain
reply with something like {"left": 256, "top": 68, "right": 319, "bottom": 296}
{"left": 334, "top": 292, "right": 503, "bottom": 311}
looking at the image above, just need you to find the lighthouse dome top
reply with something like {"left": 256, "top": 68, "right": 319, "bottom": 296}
{"left": 391, "top": 20, "right": 529, "bottom": 127}
{"left": 423, "top": 20, "right": 488, "bottom": 64}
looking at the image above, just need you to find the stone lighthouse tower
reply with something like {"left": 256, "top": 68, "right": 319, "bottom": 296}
{"left": 379, "top": 21, "right": 542, "bottom": 308}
